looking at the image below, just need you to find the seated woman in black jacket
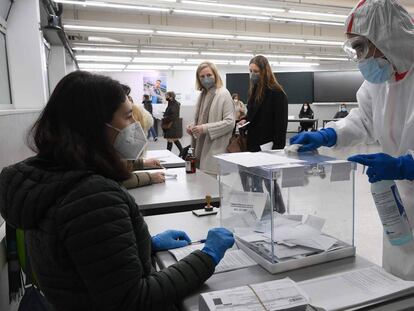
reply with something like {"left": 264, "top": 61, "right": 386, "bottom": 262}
{"left": 0, "top": 71, "right": 234, "bottom": 311}
{"left": 299, "top": 102, "right": 315, "bottom": 132}
{"left": 238, "top": 55, "right": 288, "bottom": 151}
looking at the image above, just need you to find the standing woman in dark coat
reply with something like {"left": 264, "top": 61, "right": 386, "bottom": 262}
{"left": 238, "top": 55, "right": 288, "bottom": 152}
{"left": 163, "top": 91, "right": 183, "bottom": 153}
{"left": 0, "top": 71, "right": 234, "bottom": 311}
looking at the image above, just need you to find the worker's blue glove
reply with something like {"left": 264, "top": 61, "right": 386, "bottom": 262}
{"left": 348, "top": 153, "right": 414, "bottom": 183}
{"left": 201, "top": 228, "right": 235, "bottom": 265}
{"left": 289, "top": 128, "right": 337, "bottom": 152}
{"left": 151, "top": 230, "right": 191, "bottom": 252}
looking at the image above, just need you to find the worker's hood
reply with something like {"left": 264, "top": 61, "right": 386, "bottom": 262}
{"left": 345, "top": 0, "right": 414, "bottom": 74}
{"left": 0, "top": 157, "right": 92, "bottom": 229}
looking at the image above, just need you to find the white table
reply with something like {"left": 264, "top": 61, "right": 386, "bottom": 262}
{"left": 145, "top": 211, "right": 414, "bottom": 311}
{"left": 128, "top": 168, "right": 219, "bottom": 216}
{"left": 145, "top": 149, "right": 185, "bottom": 168}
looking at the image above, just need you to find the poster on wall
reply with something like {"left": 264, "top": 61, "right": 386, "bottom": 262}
{"left": 143, "top": 75, "right": 167, "bottom": 104}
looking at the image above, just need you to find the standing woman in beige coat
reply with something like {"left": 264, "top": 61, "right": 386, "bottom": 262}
{"left": 187, "top": 62, "right": 235, "bottom": 175}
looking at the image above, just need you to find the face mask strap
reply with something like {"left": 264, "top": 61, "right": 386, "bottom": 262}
{"left": 106, "top": 123, "right": 121, "bottom": 132}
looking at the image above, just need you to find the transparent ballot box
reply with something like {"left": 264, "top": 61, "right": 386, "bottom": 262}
{"left": 215, "top": 151, "right": 356, "bottom": 274}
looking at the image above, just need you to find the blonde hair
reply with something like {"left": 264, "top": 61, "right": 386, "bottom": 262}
{"left": 195, "top": 62, "right": 223, "bottom": 91}
{"left": 132, "top": 104, "right": 153, "bottom": 132}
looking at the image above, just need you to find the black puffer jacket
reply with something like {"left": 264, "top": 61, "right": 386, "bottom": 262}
{"left": 0, "top": 157, "right": 215, "bottom": 311}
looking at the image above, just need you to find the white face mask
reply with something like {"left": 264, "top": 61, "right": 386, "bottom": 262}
{"left": 106, "top": 122, "right": 148, "bottom": 160}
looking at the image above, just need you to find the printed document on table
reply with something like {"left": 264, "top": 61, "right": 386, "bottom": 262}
{"left": 299, "top": 266, "right": 414, "bottom": 311}
{"left": 199, "top": 277, "right": 309, "bottom": 311}
{"left": 169, "top": 245, "right": 257, "bottom": 273}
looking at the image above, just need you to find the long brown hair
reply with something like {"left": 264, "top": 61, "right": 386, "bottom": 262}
{"left": 248, "top": 55, "right": 284, "bottom": 104}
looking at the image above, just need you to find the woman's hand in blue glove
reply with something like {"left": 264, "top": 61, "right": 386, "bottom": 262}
{"left": 201, "top": 228, "right": 235, "bottom": 265}
{"left": 348, "top": 153, "right": 414, "bottom": 183}
{"left": 289, "top": 128, "right": 337, "bottom": 152}
{"left": 151, "top": 230, "right": 191, "bottom": 252}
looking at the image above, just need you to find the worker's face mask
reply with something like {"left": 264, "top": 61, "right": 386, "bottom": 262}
{"left": 358, "top": 57, "right": 394, "bottom": 84}
{"left": 106, "top": 122, "right": 147, "bottom": 160}
{"left": 341, "top": 107, "right": 347, "bottom": 112}
{"left": 201, "top": 76, "right": 215, "bottom": 90}
{"left": 303, "top": 106, "right": 308, "bottom": 111}
{"left": 250, "top": 73, "right": 260, "bottom": 84}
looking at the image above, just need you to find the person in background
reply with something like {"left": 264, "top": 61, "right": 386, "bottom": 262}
{"left": 0, "top": 71, "right": 235, "bottom": 311}
{"left": 119, "top": 85, "right": 165, "bottom": 188}
{"left": 187, "top": 62, "right": 235, "bottom": 175}
{"left": 143, "top": 94, "right": 158, "bottom": 141}
{"left": 290, "top": 0, "right": 414, "bottom": 280}
{"left": 238, "top": 55, "right": 288, "bottom": 151}
{"left": 232, "top": 93, "right": 246, "bottom": 121}
{"left": 163, "top": 91, "right": 183, "bottom": 154}
{"left": 299, "top": 102, "right": 315, "bottom": 132}
{"left": 334, "top": 103, "right": 349, "bottom": 119}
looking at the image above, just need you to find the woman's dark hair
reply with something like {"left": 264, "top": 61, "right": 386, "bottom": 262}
{"left": 165, "top": 91, "right": 176, "bottom": 99}
{"left": 121, "top": 84, "right": 131, "bottom": 96}
{"left": 248, "top": 55, "right": 284, "bottom": 104}
{"left": 143, "top": 94, "right": 150, "bottom": 100}
{"left": 232, "top": 93, "right": 239, "bottom": 100}
{"left": 28, "top": 70, "right": 131, "bottom": 181}
{"left": 299, "top": 102, "right": 313, "bottom": 115}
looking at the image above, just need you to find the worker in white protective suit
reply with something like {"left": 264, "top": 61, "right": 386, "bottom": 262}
{"left": 290, "top": 0, "right": 414, "bottom": 280}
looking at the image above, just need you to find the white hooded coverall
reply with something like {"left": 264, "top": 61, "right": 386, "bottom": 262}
{"left": 327, "top": 0, "right": 414, "bottom": 280}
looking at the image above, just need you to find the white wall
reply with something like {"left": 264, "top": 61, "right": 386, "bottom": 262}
{"left": 48, "top": 46, "right": 67, "bottom": 92}
{"left": 6, "top": 0, "right": 48, "bottom": 109}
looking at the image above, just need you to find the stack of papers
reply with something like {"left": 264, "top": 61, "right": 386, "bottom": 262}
{"left": 199, "top": 278, "right": 310, "bottom": 311}
{"left": 215, "top": 152, "right": 304, "bottom": 168}
{"left": 235, "top": 214, "right": 340, "bottom": 261}
{"left": 300, "top": 266, "right": 414, "bottom": 310}
{"left": 168, "top": 244, "right": 257, "bottom": 274}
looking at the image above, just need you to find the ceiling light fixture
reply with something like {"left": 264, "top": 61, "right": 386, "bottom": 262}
{"left": 140, "top": 49, "right": 200, "bottom": 55}
{"left": 76, "top": 55, "right": 132, "bottom": 62}
{"left": 133, "top": 57, "right": 185, "bottom": 63}
{"left": 305, "top": 56, "right": 349, "bottom": 61}
{"left": 181, "top": 0, "right": 285, "bottom": 13}
{"left": 156, "top": 30, "right": 234, "bottom": 39}
{"left": 54, "top": 0, "right": 169, "bottom": 12}
{"left": 64, "top": 24, "right": 154, "bottom": 34}
{"left": 173, "top": 9, "right": 271, "bottom": 20}
{"left": 127, "top": 64, "right": 171, "bottom": 70}
{"left": 201, "top": 51, "right": 254, "bottom": 57}
{"left": 88, "top": 36, "right": 121, "bottom": 43}
{"left": 73, "top": 47, "right": 137, "bottom": 53}
{"left": 288, "top": 9, "right": 348, "bottom": 19}
{"left": 272, "top": 17, "right": 343, "bottom": 26}
{"left": 264, "top": 54, "right": 304, "bottom": 59}
{"left": 78, "top": 63, "right": 126, "bottom": 69}
{"left": 236, "top": 36, "right": 305, "bottom": 43}
{"left": 306, "top": 39, "right": 343, "bottom": 46}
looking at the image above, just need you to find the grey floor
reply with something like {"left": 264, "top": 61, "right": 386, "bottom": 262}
{"left": 146, "top": 134, "right": 383, "bottom": 266}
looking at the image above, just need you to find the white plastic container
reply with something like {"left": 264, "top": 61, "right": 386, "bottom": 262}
{"left": 371, "top": 180, "right": 413, "bottom": 246}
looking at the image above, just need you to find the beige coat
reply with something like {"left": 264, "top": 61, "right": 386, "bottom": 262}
{"left": 195, "top": 87, "right": 235, "bottom": 175}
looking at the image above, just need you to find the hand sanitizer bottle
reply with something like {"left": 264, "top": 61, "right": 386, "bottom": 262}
{"left": 371, "top": 180, "right": 413, "bottom": 246}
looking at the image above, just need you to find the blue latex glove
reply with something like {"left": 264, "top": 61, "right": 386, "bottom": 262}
{"left": 201, "top": 228, "right": 235, "bottom": 265}
{"left": 289, "top": 128, "right": 337, "bottom": 152}
{"left": 151, "top": 230, "right": 191, "bottom": 252}
{"left": 348, "top": 153, "right": 414, "bottom": 183}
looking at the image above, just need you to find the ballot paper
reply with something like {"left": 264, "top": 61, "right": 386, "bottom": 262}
{"left": 169, "top": 245, "right": 257, "bottom": 273}
{"left": 215, "top": 152, "right": 305, "bottom": 168}
{"left": 299, "top": 266, "right": 414, "bottom": 311}
{"left": 227, "top": 190, "right": 268, "bottom": 219}
{"left": 199, "top": 278, "right": 310, "bottom": 311}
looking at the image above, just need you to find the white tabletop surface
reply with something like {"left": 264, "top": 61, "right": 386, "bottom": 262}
{"left": 145, "top": 149, "right": 185, "bottom": 168}
{"left": 128, "top": 167, "right": 219, "bottom": 212}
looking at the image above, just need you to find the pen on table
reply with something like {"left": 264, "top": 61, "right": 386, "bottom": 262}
{"left": 191, "top": 239, "right": 206, "bottom": 245}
